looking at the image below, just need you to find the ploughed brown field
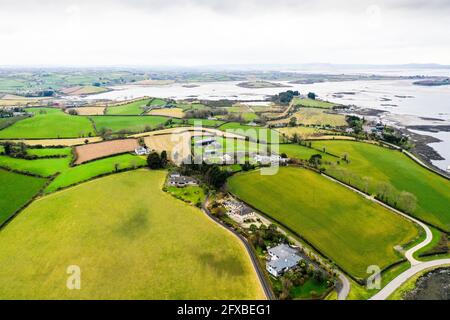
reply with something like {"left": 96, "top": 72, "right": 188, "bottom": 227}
{"left": 74, "top": 139, "right": 139, "bottom": 164}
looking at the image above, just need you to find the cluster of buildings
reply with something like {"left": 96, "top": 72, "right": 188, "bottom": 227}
{"left": 266, "top": 244, "right": 303, "bottom": 277}
{"left": 167, "top": 172, "right": 198, "bottom": 188}
{"left": 363, "top": 122, "right": 385, "bottom": 137}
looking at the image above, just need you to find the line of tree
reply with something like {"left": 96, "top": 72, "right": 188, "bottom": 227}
{"left": 147, "top": 151, "right": 168, "bottom": 169}
{"left": 271, "top": 90, "right": 300, "bottom": 105}
{"left": 183, "top": 108, "right": 228, "bottom": 120}
{"left": 178, "top": 163, "right": 231, "bottom": 189}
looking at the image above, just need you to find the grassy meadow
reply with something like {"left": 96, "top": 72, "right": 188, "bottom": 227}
{"left": 106, "top": 99, "right": 151, "bottom": 115}
{"left": 228, "top": 167, "right": 420, "bottom": 279}
{"left": 91, "top": 115, "right": 179, "bottom": 133}
{"left": 278, "top": 143, "right": 336, "bottom": 162}
{"left": 44, "top": 153, "right": 146, "bottom": 193}
{"left": 292, "top": 97, "right": 337, "bottom": 109}
{"left": 26, "top": 147, "right": 72, "bottom": 158}
{"left": 0, "top": 170, "right": 264, "bottom": 299}
{"left": 218, "top": 122, "right": 283, "bottom": 143}
{"left": 276, "top": 126, "right": 336, "bottom": 139}
{"left": 309, "top": 140, "right": 450, "bottom": 232}
{"left": 0, "top": 155, "right": 72, "bottom": 177}
{"left": 0, "top": 169, "right": 47, "bottom": 225}
{"left": 166, "top": 186, "right": 205, "bottom": 206}
{"left": 0, "top": 108, "right": 95, "bottom": 139}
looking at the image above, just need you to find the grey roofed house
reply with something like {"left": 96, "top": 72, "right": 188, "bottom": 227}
{"left": 236, "top": 204, "right": 254, "bottom": 216}
{"left": 167, "top": 173, "right": 198, "bottom": 187}
{"left": 266, "top": 244, "right": 302, "bottom": 277}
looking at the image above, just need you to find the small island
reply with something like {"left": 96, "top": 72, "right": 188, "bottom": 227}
{"left": 236, "top": 80, "right": 291, "bottom": 89}
{"left": 413, "top": 78, "right": 450, "bottom": 86}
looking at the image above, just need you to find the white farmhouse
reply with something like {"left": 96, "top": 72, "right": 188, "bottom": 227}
{"left": 266, "top": 244, "right": 302, "bottom": 277}
{"left": 135, "top": 146, "right": 149, "bottom": 155}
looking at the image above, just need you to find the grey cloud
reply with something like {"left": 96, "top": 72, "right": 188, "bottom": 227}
{"left": 3, "top": 0, "right": 450, "bottom": 14}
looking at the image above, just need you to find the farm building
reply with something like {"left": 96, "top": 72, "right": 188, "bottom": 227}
{"left": 253, "top": 154, "right": 287, "bottom": 164}
{"left": 167, "top": 173, "right": 198, "bottom": 187}
{"left": 135, "top": 146, "right": 149, "bottom": 155}
{"left": 223, "top": 198, "right": 255, "bottom": 223}
{"left": 266, "top": 244, "right": 302, "bottom": 277}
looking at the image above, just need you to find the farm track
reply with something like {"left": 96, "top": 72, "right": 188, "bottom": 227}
{"left": 202, "top": 196, "right": 275, "bottom": 300}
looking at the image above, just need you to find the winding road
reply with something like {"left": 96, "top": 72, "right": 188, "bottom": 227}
{"left": 201, "top": 198, "right": 275, "bottom": 300}
{"left": 200, "top": 162, "right": 447, "bottom": 300}
{"left": 321, "top": 173, "right": 450, "bottom": 300}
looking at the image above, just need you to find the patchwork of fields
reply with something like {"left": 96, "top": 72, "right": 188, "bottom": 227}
{"left": 1, "top": 92, "right": 449, "bottom": 300}
{"left": 228, "top": 167, "right": 420, "bottom": 279}
{"left": 0, "top": 170, "right": 264, "bottom": 299}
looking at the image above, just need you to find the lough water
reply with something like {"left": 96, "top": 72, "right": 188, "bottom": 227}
{"left": 77, "top": 76, "right": 450, "bottom": 169}
{"left": 404, "top": 268, "right": 450, "bottom": 300}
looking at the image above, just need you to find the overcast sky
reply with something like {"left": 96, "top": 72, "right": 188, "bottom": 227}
{"left": 1, "top": 0, "right": 450, "bottom": 66}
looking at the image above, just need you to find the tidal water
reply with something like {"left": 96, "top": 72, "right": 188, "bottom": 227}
{"left": 77, "top": 73, "right": 450, "bottom": 169}
{"left": 404, "top": 268, "right": 450, "bottom": 300}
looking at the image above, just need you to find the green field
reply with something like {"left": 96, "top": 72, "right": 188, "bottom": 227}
{"left": 91, "top": 115, "right": 179, "bottom": 133}
{"left": 228, "top": 167, "right": 419, "bottom": 279}
{"left": 0, "top": 155, "right": 71, "bottom": 177}
{"left": 309, "top": 140, "right": 450, "bottom": 232}
{"left": 166, "top": 186, "right": 205, "bottom": 206}
{"left": 292, "top": 97, "right": 337, "bottom": 109}
{"left": 293, "top": 108, "right": 347, "bottom": 127}
{"left": 193, "top": 136, "right": 262, "bottom": 157}
{"left": 0, "top": 169, "right": 47, "bottom": 225}
{"left": 106, "top": 99, "right": 151, "bottom": 115}
{"left": 26, "top": 147, "right": 72, "bottom": 158}
{"left": 218, "top": 122, "right": 283, "bottom": 143}
{"left": 0, "top": 116, "right": 28, "bottom": 130}
{"left": 45, "top": 154, "right": 146, "bottom": 193}
{"left": 0, "top": 170, "right": 264, "bottom": 299}
{"left": 186, "top": 118, "right": 224, "bottom": 127}
{"left": 278, "top": 143, "right": 335, "bottom": 162}
{"left": 0, "top": 108, "right": 95, "bottom": 139}
{"left": 177, "top": 102, "right": 209, "bottom": 111}
{"left": 149, "top": 98, "right": 167, "bottom": 107}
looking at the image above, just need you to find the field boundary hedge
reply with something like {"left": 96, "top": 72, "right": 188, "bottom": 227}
{"left": 46, "top": 163, "right": 147, "bottom": 194}
{"left": 0, "top": 115, "right": 30, "bottom": 131}
{"left": 0, "top": 164, "right": 47, "bottom": 178}
{"left": 0, "top": 173, "right": 55, "bottom": 231}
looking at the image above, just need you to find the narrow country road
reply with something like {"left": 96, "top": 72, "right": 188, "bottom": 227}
{"left": 235, "top": 199, "right": 351, "bottom": 300}
{"left": 321, "top": 173, "right": 449, "bottom": 300}
{"left": 202, "top": 197, "right": 275, "bottom": 300}
{"left": 370, "top": 259, "right": 450, "bottom": 300}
